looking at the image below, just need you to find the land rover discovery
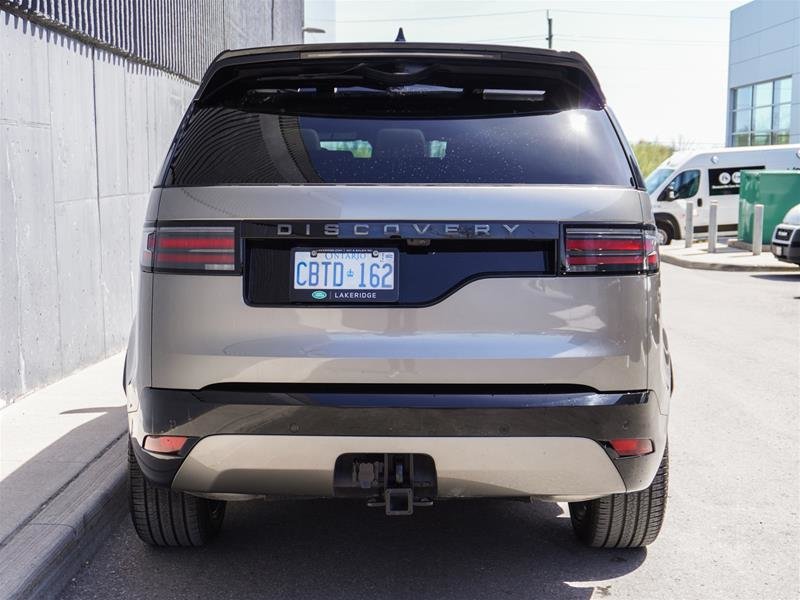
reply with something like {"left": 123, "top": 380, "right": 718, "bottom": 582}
{"left": 125, "top": 42, "right": 672, "bottom": 548}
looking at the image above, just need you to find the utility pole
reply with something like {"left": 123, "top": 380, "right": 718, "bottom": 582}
{"left": 546, "top": 10, "right": 553, "bottom": 49}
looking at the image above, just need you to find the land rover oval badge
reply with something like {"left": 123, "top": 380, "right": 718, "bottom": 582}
{"left": 311, "top": 291, "right": 327, "bottom": 300}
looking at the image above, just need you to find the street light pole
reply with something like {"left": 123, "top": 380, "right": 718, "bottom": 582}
{"left": 546, "top": 10, "right": 553, "bottom": 48}
{"left": 302, "top": 26, "right": 326, "bottom": 43}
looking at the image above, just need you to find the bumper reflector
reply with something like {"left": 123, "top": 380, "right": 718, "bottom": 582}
{"left": 609, "top": 438, "right": 654, "bottom": 457}
{"left": 144, "top": 435, "right": 188, "bottom": 455}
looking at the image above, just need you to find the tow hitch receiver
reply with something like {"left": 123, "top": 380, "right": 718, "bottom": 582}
{"left": 333, "top": 453, "right": 437, "bottom": 516}
{"left": 385, "top": 488, "right": 414, "bottom": 516}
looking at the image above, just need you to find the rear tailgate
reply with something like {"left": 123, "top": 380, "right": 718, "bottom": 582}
{"left": 149, "top": 185, "right": 650, "bottom": 391}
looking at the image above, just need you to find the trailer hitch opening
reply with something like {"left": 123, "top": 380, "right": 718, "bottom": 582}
{"left": 333, "top": 453, "right": 437, "bottom": 515}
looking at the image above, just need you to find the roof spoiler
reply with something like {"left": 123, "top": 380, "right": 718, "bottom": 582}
{"left": 194, "top": 42, "right": 606, "bottom": 108}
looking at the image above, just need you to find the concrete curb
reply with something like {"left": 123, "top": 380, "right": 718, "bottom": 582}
{"left": 0, "top": 436, "right": 127, "bottom": 600}
{"left": 661, "top": 252, "right": 798, "bottom": 272}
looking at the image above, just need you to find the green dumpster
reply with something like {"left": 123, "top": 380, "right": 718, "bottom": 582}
{"left": 739, "top": 171, "right": 800, "bottom": 245}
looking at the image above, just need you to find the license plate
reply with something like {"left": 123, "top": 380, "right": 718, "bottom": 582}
{"left": 774, "top": 245, "right": 783, "bottom": 256}
{"left": 291, "top": 248, "right": 398, "bottom": 303}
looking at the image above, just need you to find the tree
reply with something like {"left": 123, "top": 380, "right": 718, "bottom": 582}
{"left": 632, "top": 141, "right": 674, "bottom": 178}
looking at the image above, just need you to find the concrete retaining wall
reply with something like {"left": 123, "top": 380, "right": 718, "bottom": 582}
{"left": 0, "top": 2, "right": 303, "bottom": 406}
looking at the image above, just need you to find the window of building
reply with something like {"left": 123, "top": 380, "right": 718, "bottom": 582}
{"left": 731, "top": 76, "right": 792, "bottom": 146}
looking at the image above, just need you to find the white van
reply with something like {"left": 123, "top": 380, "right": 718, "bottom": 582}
{"left": 646, "top": 145, "right": 800, "bottom": 244}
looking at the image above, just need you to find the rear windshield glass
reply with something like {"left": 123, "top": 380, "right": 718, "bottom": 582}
{"left": 166, "top": 108, "right": 633, "bottom": 186}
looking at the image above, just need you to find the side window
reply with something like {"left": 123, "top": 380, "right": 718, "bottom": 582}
{"left": 661, "top": 169, "right": 700, "bottom": 201}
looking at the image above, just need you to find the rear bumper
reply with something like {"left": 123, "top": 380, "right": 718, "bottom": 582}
{"left": 771, "top": 243, "right": 800, "bottom": 264}
{"left": 772, "top": 224, "right": 800, "bottom": 264}
{"left": 171, "top": 435, "right": 627, "bottom": 501}
{"left": 129, "top": 387, "right": 667, "bottom": 500}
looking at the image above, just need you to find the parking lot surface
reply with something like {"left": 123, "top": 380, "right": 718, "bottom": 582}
{"left": 62, "top": 265, "right": 800, "bottom": 600}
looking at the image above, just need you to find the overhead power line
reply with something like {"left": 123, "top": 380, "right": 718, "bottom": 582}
{"left": 326, "top": 6, "right": 727, "bottom": 25}
{"left": 551, "top": 8, "right": 727, "bottom": 20}
{"left": 470, "top": 34, "right": 546, "bottom": 44}
{"left": 558, "top": 34, "right": 726, "bottom": 45}
{"left": 472, "top": 34, "right": 725, "bottom": 47}
{"left": 331, "top": 8, "right": 546, "bottom": 24}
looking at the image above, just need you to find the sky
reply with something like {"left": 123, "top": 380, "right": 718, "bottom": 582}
{"left": 303, "top": 0, "right": 747, "bottom": 148}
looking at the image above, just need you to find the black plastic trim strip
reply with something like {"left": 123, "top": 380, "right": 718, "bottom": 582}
{"left": 136, "top": 387, "right": 658, "bottom": 438}
{"left": 241, "top": 220, "right": 560, "bottom": 240}
{"left": 131, "top": 437, "right": 199, "bottom": 489}
{"left": 191, "top": 385, "right": 648, "bottom": 408}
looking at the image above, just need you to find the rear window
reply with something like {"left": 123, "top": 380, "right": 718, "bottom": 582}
{"left": 166, "top": 107, "right": 633, "bottom": 187}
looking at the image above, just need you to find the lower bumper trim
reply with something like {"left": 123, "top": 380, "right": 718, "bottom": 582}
{"left": 172, "top": 435, "right": 627, "bottom": 501}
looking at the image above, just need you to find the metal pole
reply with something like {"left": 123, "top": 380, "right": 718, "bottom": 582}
{"left": 547, "top": 10, "right": 553, "bottom": 49}
{"left": 708, "top": 200, "right": 718, "bottom": 253}
{"left": 753, "top": 204, "right": 764, "bottom": 256}
{"left": 684, "top": 201, "right": 694, "bottom": 248}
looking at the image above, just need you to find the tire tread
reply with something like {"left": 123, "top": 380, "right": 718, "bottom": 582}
{"left": 569, "top": 445, "right": 668, "bottom": 548}
{"left": 128, "top": 441, "right": 225, "bottom": 547}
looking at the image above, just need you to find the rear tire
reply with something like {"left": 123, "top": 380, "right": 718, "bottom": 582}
{"left": 569, "top": 444, "right": 668, "bottom": 548}
{"left": 128, "top": 440, "right": 225, "bottom": 547}
{"left": 656, "top": 220, "right": 674, "bottom": 246}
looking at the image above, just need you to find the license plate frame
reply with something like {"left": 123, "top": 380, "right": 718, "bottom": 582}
{"left": 290, "top": 248, "right": 399, "bottom": 303}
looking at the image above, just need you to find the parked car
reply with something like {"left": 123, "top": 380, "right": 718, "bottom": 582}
{"left": 646, "top": 145, "right": 800, "bottom": 245}
{"left": 124, "top": 42, "right": 672, "bottom": 549}
{"left": 772, "top": 203, "right": 800, "bottom": 266}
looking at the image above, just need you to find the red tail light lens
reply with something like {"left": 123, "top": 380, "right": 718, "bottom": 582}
{"left": 141, "top": 226, "right": 238, "bottom": 273}
{"left": 564, "top": 227, "right": 659, "bottom": 274}
{"left": 609, "top": 438, "right": 654, "bottom": 457}
{"left": 143, "top": 435, "right": 189, "bottom": 454}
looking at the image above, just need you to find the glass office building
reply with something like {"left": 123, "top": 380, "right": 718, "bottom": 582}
{"left": 726, "top": 1, "right": 799, "bottom": 146}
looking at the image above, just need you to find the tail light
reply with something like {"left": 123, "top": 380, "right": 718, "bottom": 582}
{"left": 563, "top": 227, "right": 659, "bottom": 274}
{"left": 141, "top": 226, "right": 238, "bottom": 273}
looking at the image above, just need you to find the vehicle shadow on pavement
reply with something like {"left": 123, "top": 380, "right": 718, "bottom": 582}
{"left": 749, "top": 272, "right": 799, "bottom": 281}
{"left": 749, "top": 272, "right": 800, "bottom": 298}
{"left": 65, "top": 497, "right": 646, "bottom": 600}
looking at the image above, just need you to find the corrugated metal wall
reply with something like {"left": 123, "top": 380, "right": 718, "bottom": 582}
{"left": 1, "top": 0, "right": 303, "bottom": 82}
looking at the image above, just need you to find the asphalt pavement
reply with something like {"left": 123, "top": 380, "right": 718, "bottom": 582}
{"left": 61, "top": 265, "right": 800, "bottom": 600}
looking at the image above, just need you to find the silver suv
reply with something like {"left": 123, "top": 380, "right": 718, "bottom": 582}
{"left": 125, "top": 43, "right": 672, "bottom": 548}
